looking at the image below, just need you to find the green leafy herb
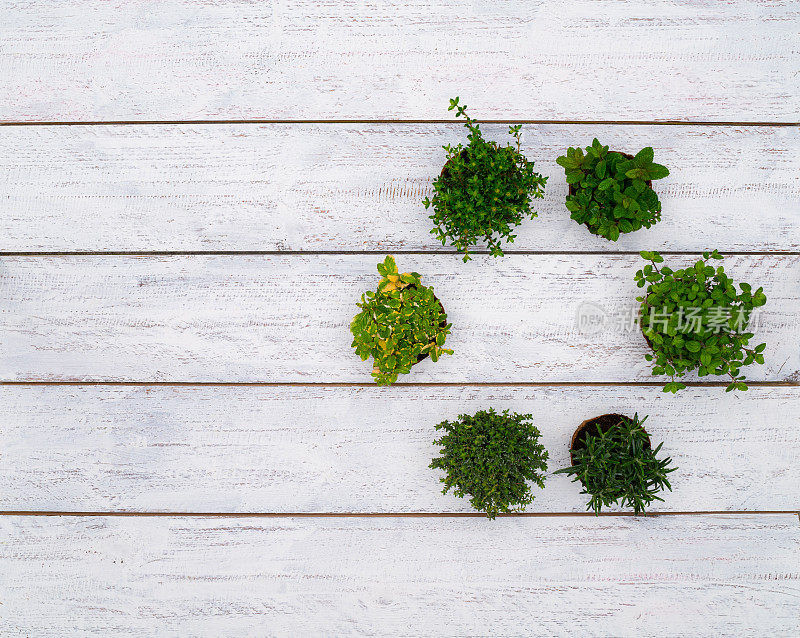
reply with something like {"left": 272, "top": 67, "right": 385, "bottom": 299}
{"left": 556, "top": 139, "right": 669, "bottom": 241}
{"left": 555, "top": 414, "right": 676, "bottom": 514}
{"left": 350, "top": 256, "right": 453, "bottom": 386}
{"left": 423, "top": 97, "right": 547, "bottom": 261}
{"left": 636, "top": 250, "right": 767, "bottom": 393}
{"left": 430, "top": 408, "right": 548, "bottom": 519}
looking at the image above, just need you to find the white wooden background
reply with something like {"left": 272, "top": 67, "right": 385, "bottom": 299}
{"left": 1, "top": 1, "right": 799, "bottom": 636}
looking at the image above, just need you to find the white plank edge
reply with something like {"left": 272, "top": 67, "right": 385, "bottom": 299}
{"left": 1, "top": 124, "right": 798, "bottom": 252}
{"left": 2, "top": 254, "right": 797, "bottom": 382}
{"left": 1, "top": 514, "right": 797, "bottom": 636}
{"left": 1, "top": 385, "right": 798, "bottom": 513}
{"left": 1, "top": 1, "right": 798, "bottom": 122}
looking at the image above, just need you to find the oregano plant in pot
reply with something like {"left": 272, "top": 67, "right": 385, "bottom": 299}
{"left": 429, "top": 408, "right": 548, "bottom": 519}
{"left": 423, "top": 97, "right": 547, "bottom": 261}
{"left": 556, "top": 139, "right": 669, "bottom": 240}
{"left": 350, "top": 255, "right": 452, "bottom": 386}
{"left": 555, "top": 413, "right": 676, "bottom": 514}
{"left": 636, "top": 250, "right": 767, "bottom": 393}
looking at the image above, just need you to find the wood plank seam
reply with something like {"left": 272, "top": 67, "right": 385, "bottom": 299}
{"left": 0, "top": 511, "right": 796, "bottom": 517}
{"left": 4, "top": 251, "right": 800, "bottom": 257}
{"left": 2, "top": 381, "right": 797, "bottom": 387}
{"left": 1, "top": 120, "right": 799, "bottom": 127}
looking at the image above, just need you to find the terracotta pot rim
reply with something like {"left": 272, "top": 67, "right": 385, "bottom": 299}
{"left": 641, "top": 321, "right": 654, "bottom": 351}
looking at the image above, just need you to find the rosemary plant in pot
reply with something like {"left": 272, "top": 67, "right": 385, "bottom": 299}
{"left": 556, "top": 413, "right": 676, "bottom": 514}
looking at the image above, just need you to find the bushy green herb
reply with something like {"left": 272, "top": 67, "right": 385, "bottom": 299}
{"left": 636, "top": 250, "right": 767, "bottom": 393}
{"left": 429, "top": 408, "right": 548, "bottom": 519}
{"left": 555, "top": 414, "right": 675, "bottom": 514}
{"left": 556, "top": 139, "right": 669, "bottom": 240}
{"left": 423, "top": 97, "right": 547, "bottom": 261}
{"left": 350, "top": 256, "right": 452, "bottom": 386}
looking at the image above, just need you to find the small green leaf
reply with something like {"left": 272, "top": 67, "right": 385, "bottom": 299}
{"left": 634, "top": 147, "right": 654, "bottom": 165}
{"left": 648, "top": 163, "right": 670, "bottom": 180}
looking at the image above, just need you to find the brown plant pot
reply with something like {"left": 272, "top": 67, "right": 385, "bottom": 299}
{"left": 403, "top": 284, "right": 447, "bottom": 364}
{"left": 640, "top": 308, "right": 654, "bottom": 350}
{"left": 569, "top": 413, "right": 651, "bottom": 467}
{"left": 567, "top": 151, "right": 652, "bottom": 197}
{"left": 642, "top": 331, "right": 655, "bottom": 353}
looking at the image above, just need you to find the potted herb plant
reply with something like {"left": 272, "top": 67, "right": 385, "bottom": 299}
{"left": 350, "top": 255, "right": 452, "bottom": 386}
{"left": 636, "top": 250, "right": 767, "bottom": 393}
{"left": 555, "top": 413, "right": 676, "bottom": 514}
{"left": 556, "top": 139, "right": 669, "bottom": 240}
{"left": 423, "top": 97, "right": 547, "bottom": 261}
{"left": 429, "top": 408, "right": 548, "bottom": 519}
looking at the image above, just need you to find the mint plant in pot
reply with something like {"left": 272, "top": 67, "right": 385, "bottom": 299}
{"left": 556, "top": 139, "right": 669, "bottom": 240}
{"left": 555, "top": 413, "right": 676, "bottom": 514}
{"left": 429, "top": 408, "right": 548, "bottom": 519}
{"left": 350, "top": 256, "right": 452, "bottom": 386}
{"left": 423, "top": 97, "right": 547, "bottom": 261}
{"left": 636, "top": 250, "right": 767, "bottom": 393}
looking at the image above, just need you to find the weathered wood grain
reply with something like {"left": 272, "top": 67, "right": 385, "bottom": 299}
{"left": 2, "top": 124, "right": 798, "bottom": 253}
{"left": 1, "top": 385, "right": 798, "bottom": 513}
{"left": 2, "top": 254, "right": 797, "bottom": 382}
{"left": 1, "top": 515, "right": 797, "bottom": 636}
{"left": 1, "top": 1, "right": 797, "bottom": 122}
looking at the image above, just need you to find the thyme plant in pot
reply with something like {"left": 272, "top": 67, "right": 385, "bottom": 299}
{"left": 556, "top": 139, "right": 669, "bottom": 240}
{"left": 423, "top": 97, "right": 547, "bottom": 261}
{"left": 555, "top": 413, "right": 676, "bottom": 514}
{"left": 350, "top": 256, "right": 452, "bottom": 386}
{"left": 429, "top": 408, "right": 548, "bottom": 519}
{"left": 636, "top": 250, "right": 767, "bottom": 393}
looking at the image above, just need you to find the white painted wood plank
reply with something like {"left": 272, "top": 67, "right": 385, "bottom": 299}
{"left": 1, "top": 385, "right": 797, "bottom": 513}
{"left": 2, "top": 254, "right": 797, "bottom": 382}
{"left": 1, "top": 515, "right": 797, "bottom": 636}
{"left": 2, "top": 124, "right": 798, "bottom": 252}
{"left": 2, "top": 1, "right": 797, "bottom": 122}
